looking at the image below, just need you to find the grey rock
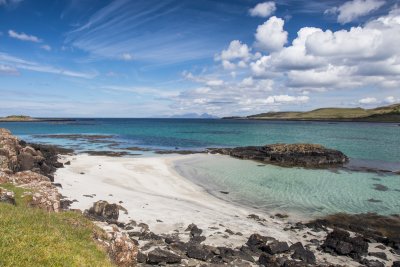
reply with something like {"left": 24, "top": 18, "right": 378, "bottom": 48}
{"left": 0, "top": 187, "right": 15, "bottom": 205}
{"left": 86, "top": 200, "right": 119, "bottom": 222}
{"left": 322, "top": 229, "right": 368, "bottom": 260}
{"left": 187, "top": 243, "right": 213, "bottom": 261}
{"left": 137, "top": 251, "right": 147, "bottom": 263}
{"left": 369, "top": 251, "right": 388, "bottom": 260}
{"left": 290, "top": 242, "right": 316, "bottom": 264}
{"left": 147, "top": 248, "right": 182, "bottom": 264}
{"left": 360, "top": 259, "right": 385, "bottom": 267}
{"left": 262, "top": 241, "right": 289, "bottom": 255}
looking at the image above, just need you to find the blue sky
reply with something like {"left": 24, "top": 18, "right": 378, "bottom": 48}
{"left": 0, "top": 0, "right": 399, "bottom": 117}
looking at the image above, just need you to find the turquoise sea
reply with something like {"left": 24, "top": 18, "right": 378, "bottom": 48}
{"left": 1, "top": 119, "right": 399, "bottom": 218}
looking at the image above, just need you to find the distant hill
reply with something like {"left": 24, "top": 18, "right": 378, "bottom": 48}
{"left": 226, "top": 103, "right": 400, "bottom": 122}
{"left": 170, "top": 113, "right": 219, "bottom": 119}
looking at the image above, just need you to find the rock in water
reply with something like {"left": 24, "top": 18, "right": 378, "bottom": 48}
{"left": 208, "top": 143, "right": 348, "bottom": 168}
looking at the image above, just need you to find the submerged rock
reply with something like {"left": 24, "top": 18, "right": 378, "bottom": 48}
{"left": 208, "top": 143, "right": 348, "bottom": 168}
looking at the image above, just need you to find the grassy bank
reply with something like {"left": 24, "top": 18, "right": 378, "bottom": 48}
{"left": 0, "top": 184, "right": 113, "bottom": 267}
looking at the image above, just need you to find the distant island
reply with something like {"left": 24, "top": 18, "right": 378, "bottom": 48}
{"left": 169, "top": 113, "right": 219, "bottom": 119}
{"left": 0, "top": 115, "right": 75, "bottom": 122}
{"left": 224, "top": 103, "right": 400, "bottom": 122}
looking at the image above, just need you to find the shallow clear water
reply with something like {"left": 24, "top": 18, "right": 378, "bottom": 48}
{"left": 175, "top": 155, "right": 400, "bottom": 218}
{"left": 1, "top": 119, "right": 399, "bottom": 217}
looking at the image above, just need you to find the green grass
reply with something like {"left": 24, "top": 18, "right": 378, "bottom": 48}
{"left": 0, "top": 184, "right": 114, "bottom": 267}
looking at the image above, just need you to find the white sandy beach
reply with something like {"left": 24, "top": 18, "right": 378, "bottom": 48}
{"left": 54, "top": 153, "right": 397, "bottom": 266}
{"left": 56, "top": 154, "right": 298, "bottom": 245}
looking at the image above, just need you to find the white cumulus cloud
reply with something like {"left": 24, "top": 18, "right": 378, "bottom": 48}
{"left": 254, "top": 16, "right": 287, "bottom": 52}
{"left": 249, "top": 2, "right": 276, "bottom": 18}
{"left": 384, "top": 96, "right": 399, "bottom": 103}
{"left": 359, "top": 97, "right": 378, "bottom": 104}
{"left": 217, "top": 40, "right": 251, "bottom": 62}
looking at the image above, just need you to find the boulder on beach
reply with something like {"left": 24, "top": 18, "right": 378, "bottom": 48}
{"left": 86, "top": 200, "right": 120, "bottom": 222}
{"left": 147, "top": 248, "right": 182, "bottom": 264}
{"left": 322, "top": 229, "right": 368, "bottom": 260}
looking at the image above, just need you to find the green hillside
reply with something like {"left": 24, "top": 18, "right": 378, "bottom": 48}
{"left": 246, "top": 103, "right": 400, "bottom": 122}
{"left": 0, "top": 184, "right": 113, "bottom": 267}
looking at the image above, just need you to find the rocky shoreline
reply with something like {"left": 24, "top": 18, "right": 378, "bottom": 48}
{"left": 1, "top": 128, "right": 400, "bottom": 266}
{"left": 83, "top": 199, "right": 400, "bottom": 267}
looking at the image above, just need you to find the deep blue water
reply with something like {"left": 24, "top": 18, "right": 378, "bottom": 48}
{"left": 1, "top": 118, "right": 399, "bottom": 162}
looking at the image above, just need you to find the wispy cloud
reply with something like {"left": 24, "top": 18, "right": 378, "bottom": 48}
{"left": 0, "top": 52, "right": 97, "bottom": 78}
{"left": 64, "top": 0, "right": 225, "bottom": 63}
{"left": 100, "top": 85, "right": 179, "bottom": 98}
{"left": 40, "top": 45, "right": 52, "bottom": 51}
{"left": 120, "top": 53, "right": 133, "bottom": 61}
{"left": 8, "top": 30, "right": 41, "bottom": 42}
{"left": 325, "top": 0, "right": 385, "bottom": 24}
{"left": 0, "top": 64, "right": 19, "bottom": 75}
{"left": 0, "top": 0, "right": 23, "bottom": 7}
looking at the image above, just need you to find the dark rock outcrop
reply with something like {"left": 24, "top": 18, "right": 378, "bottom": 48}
{"left": 147, "top": 248, "right": 182, "bottom": 264}
{"left": 360, "top": 258, "right": 385, "bottom": 267}
{"left": 186, "top": 243, "right": 214, "bottom": 261}
{"left": 290, "top": 242, "right": 316, "bottom": 264}
{"left": 259, "top": 253, "right": 286, "bottom": 266}
{"left": 322, "top": 229, "right": 368, "bottom": 260}
{"left": 262, "top": 240, "right": 289, "bottom": 254}
{"left": 369, "top": 251, "right": 388, "bottom": 260}
{"left": 246, "top": 233, "right": 273, "bottom": 251}
{"left": 26, "top": 143, "right": 73, "bottom": 181}
{"left": 208, "top": 143, "right": 348, "bottom": 168}
{"left": 307, "top": 213, "right": 400, "bottom": 251}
